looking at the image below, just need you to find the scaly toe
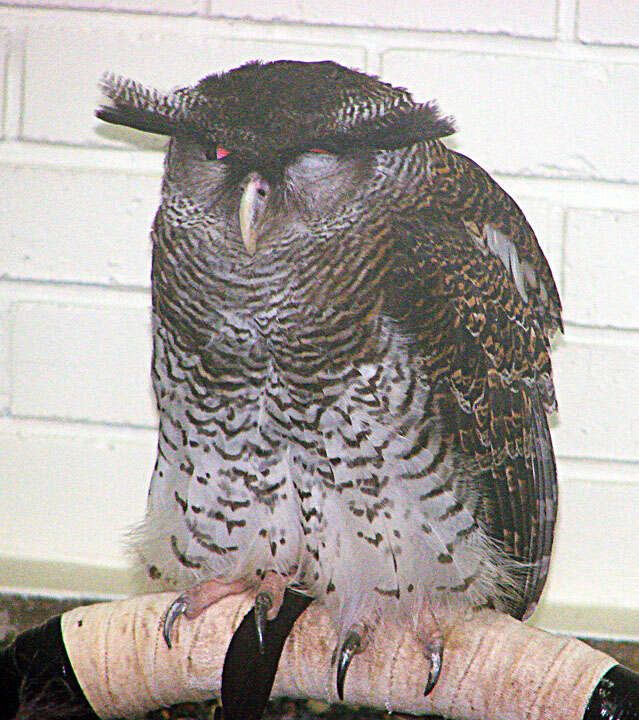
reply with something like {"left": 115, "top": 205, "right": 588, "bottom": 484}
{"left": 163, "top": 595, "right": 189, "bottom": 649}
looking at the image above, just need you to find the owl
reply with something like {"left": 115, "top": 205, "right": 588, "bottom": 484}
{"left": 96, "top": 60, "right": 561, "bottom": 719}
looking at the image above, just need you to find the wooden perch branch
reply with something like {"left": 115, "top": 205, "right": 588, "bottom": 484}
{"left": 60, "top": 590, "right": 616, "bottom": 720}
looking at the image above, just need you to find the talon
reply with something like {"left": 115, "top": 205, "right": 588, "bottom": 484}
{"left": 163, "top": 595, "right": 189, "bottom": 649}
{"left": 423, "top": 643, "right": 443, "bottom": 696}
{"left": 254, "top": 591, "right": 273, "bottom": 654}
{"left": 336, "top": 630, "right": 361, "bottom": 701}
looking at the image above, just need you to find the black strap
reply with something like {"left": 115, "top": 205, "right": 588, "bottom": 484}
{"left": 583, "top": 664, "right": 639, "bottom": 720}
{"left": 221, "top": 589, "right": 313, "bottom": 720}
{"left": 0, "top": 614, "right": 99, "bottom": 720}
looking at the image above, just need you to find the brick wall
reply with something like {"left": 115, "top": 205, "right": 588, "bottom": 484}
{"left": 0, "top": 1, "right": 638, "bottom": 638}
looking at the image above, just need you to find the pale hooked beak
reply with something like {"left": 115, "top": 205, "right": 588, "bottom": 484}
{"left": 239, "top": 172, "right": 270, "bottom": 256}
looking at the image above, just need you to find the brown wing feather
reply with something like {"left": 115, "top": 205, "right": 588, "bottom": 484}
{"left": 423, "top": 139, "right": 562, "bottom": 340}
{"left": 383, "top": 201, "right": 559, "bottom": 619}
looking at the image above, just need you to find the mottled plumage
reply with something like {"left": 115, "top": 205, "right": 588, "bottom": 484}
{"left": 96, "top": 60, "right": 561, "bottom": 718}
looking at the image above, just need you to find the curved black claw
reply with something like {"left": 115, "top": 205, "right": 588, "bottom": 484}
{"left": 163, "top": 595, "right": 189, "bottom": 649}
{"left": 336, "top": 631, "right": 362, "bottom": 701}
{"left": 423, "top": 643, "right": 443, "bottom": 696}
{"left": 222, "top": 589, "right": 312, "bottom": 720}
{"left": 254, "top": 591, "right": 273, "bottom": 654}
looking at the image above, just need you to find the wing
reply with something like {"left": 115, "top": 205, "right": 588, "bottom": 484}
{"left": 382, "top": 185, "right": 560, "bottom": 620}
{"left": 423, "top": 140, "right": 562, "bottom": 340}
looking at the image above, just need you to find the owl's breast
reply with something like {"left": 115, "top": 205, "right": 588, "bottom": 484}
{"left": 143, "top": 313, "right": 499, "bottom": 618}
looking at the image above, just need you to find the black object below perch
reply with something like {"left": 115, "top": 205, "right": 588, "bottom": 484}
{"left": 584, "top": 665, "right": 639, "bottom": 720}
{"left": 0, "top": 615, "right": 97, "bottom": 720}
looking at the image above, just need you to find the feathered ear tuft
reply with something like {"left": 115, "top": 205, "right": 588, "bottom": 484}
{"left": 378, "top": 101, "right": 456, "bottom": 146}
{"left": 95, "top": 73, "right": 207, "bottom": 138}
{"left": 338, "top": 100, "right": 456, "bottom": 150}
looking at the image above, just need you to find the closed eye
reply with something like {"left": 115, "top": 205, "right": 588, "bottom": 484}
{"left": 285, "top": 148, "right": 343, "bottom": 189}
{"left": 294, "top": 148, "right": 338, "bottom": 166}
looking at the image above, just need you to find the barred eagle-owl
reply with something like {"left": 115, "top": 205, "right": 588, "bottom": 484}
{"left": 97, "top": 59, "right": 560, "bottom": 719}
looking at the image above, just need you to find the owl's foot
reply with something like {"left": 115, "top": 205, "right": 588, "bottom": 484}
{"left": 163, "top": 578, "right": 250, "bottom": 648}
{"left": 254, "top": 571, "right": 287, "bottom": 654}
{"left": 335, "top": 622, "right": 371, "bottom": 701}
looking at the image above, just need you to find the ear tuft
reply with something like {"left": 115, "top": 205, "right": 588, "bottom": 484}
{"left": 340, "top": 100, "right": 456, "bottom": 150}
{"left": 95, "top": 73, "right": 205, "bottom": 138}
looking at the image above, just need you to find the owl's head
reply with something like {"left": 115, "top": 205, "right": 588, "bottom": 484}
{"left": 97, "top": 60, "right": 454, "bottom": 260}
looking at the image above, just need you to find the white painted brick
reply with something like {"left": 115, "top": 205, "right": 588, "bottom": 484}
{"left": 0, "top": 421, "right": 154, "bottom": 568}
{"left": 1, "top": 0, "right": 201, "bottom": 13}
{"left": 564, "top": 209, "right": 639, "bottom": 329}
{"left": 0, "top": 303, "right": 9, "bottom": 412}
{"left": 381, "top": 50, "right": 639, "bottom": 182}
{"left": 211, "top": 0, "right": 557, "bottom": 38}
{"left": 577, "top": 0, "right": 639, "bottom": 47}
{"left": 10, "top": 301, "right": 156, "bottom": 426}
{"left": 0, "top": 165, "right": 158, "bottom": 286}
{"left": 550, "top": 339, "right": 639, "bottom": 462}
{"left": 494, "top": 174, "right": 639, "bottom": 215}
{"left": 22, "top": 25, "right": 366, "bottom": 146}
{"left": 0, "top": 31, "right": 10, "bottom": 137}
{"left": 543, "top": 473, "right": 639, "bottom": 612}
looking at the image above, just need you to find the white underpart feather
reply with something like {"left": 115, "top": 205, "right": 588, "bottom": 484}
{"left": 485, "top": 224, "right": 528, "bottom": 302}
{"left": 135, "top": 321, "right": 515, "bottom": 649}
{"left": 311, "top": 342, "right": 510, "bottom": 644}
